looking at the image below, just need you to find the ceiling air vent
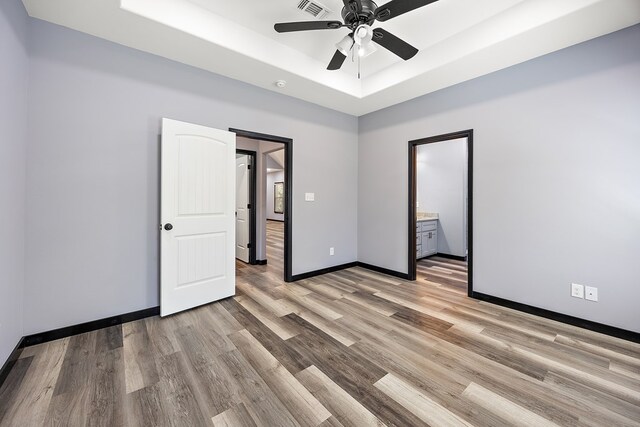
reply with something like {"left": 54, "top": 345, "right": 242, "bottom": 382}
{"left": 297, "top": 0, "right": 332, "bottom": 19}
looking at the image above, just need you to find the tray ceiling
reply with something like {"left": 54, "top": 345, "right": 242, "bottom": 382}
{"left": 22, "top": 0, "right": 640, "bottom": 116}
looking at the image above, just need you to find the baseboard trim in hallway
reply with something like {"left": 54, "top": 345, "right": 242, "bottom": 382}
{"left": 22, "top": 306, "right": 160, "bottom": 348}
{"left": 472, "top": 291, "right": 640, "bottom": 344}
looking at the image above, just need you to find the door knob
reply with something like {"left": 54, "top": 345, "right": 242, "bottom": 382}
{"left": 164, "top": 223, "right": 173, "bottom": 231}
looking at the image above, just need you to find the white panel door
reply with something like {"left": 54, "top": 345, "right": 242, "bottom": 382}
{"left": 161, "top": 118, "right": 236, "bottom": 317}
{"left": 236, "top": 154, "right": 250, "bottom": 263}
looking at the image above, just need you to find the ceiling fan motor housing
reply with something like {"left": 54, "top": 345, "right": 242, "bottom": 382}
{"left": 341, "top": 0, "right": 378, "bottom": 29}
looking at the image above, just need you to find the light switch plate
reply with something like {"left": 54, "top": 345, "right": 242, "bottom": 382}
{"left": 585, "top": 286, "right": 598, "bottom": 302}
{"left": 305, "top": 193, "right": 315, "bottom": 202}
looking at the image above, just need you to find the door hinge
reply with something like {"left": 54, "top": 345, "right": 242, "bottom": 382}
{"left": 247, "top": 243, "right": 252, "bottom": 249}
{"left": 247, "top": 164, "right": 251, "bottom": 170}
{"left": 247, "top": 204, "right": 251, "bottom": 209}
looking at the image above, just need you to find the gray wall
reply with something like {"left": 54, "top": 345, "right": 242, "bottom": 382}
{"left": 0, "top": 0, "right": 28, "bottom": 366}
{"left": 25, "top": 19, "right": 358, "bottom": 334}
{"left": 267, "top": 170, "right": 285, "bottom": 222}
{"left": 417, "top": 138, "right": 467, "bottom": 257}
{"left": 359, "top": 25, "right": 640, "bottom": 332}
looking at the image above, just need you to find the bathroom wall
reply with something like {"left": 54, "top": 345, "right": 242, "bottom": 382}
{"left": 417, "top": 138, "right": 467, "bottom": 257}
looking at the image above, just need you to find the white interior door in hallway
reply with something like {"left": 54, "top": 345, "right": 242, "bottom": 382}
{"left": 236, "top": 154, "right": 250, "bottom": 263}
{"left": 160, "top": 118, "right": 236, "bottom": 317}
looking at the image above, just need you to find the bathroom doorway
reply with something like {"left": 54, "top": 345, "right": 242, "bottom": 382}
{"left": 408, "top": 130, "right": 473, "bottom": 296}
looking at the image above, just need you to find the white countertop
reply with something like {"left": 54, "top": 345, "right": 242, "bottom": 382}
{"left": 417, "top": 212, "right": 439, "bottom": 222}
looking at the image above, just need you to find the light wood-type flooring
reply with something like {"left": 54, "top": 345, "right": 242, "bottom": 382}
{"left": 1, "top": 220, "right": 639, "bottom": 426}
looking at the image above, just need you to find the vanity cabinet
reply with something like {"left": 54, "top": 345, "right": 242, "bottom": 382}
{"left": 417, "top": 219, "right": 438, "bottom": 259}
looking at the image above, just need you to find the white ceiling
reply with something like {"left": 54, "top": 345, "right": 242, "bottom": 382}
{"left": 22, "top": 0, "right": 640, "bottom": 116}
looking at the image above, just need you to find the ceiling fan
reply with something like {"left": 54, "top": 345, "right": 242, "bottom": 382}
{"left": 274, "top": 0, "right": 439, "bottom": 71}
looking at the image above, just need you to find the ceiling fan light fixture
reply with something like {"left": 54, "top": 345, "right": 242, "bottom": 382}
{"left": 335, "top": 35, "right": 354, "bottom": 56}
{"left": 357, "top": 42, "right": 377, "bottom": 58}
{"left": 354, "top": 24, "right": 373, "bottom": 46}
{"left": 353, "top": 24, "right": 376, "bottom": 58}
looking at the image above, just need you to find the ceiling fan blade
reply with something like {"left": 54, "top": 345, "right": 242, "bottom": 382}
{"left": 375, "top": 0, "right": 438, "bottom": 22}
{"left": 372, "top": 28, "right": 418, "bottom": 60}
{"left": 327, "top": 50, "right": 347, "bottom": 70}
{"left": 274, "top": 21, "right": 343, "bottom": 33}
{"left": 342, "top": 0, "right": 363, "bottom": 13}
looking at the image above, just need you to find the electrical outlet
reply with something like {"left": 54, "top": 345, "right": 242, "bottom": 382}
{"left": 305, "top": 193, "right": 315, "bottom": 202}
{"left": 585, "top": 286, "right": 598, "bottom": 302}
{"left": 329, "top": 247, "right": 335, "bottom": 256}
{"left": 571, "top": 283, "right": 584, "bottom": 299}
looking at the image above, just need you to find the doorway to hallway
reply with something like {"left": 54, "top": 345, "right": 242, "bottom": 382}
{"left": 232, "top": 128, "right": 293, "bottom": 282}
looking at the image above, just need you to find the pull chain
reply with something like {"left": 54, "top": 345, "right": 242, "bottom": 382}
{"left": 350, "top": 43, "right": 362, "bottom": 80}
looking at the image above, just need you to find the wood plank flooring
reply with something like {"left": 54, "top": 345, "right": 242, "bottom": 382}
{"left": 1, "top": 220, "right": 639, "bottom": 426}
